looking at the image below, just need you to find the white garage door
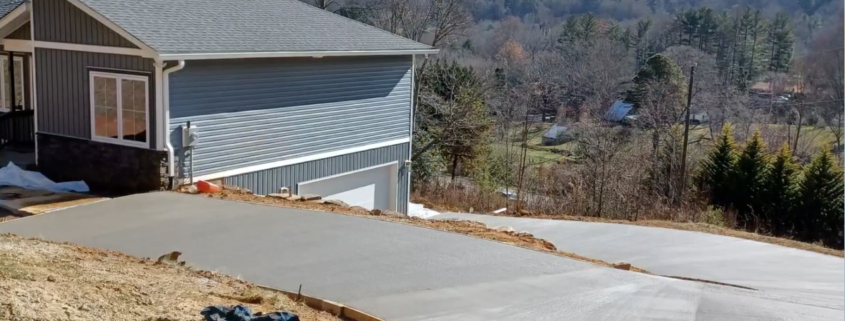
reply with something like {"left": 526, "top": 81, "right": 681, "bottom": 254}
{"left": 297, "top": 162, "right": 398, "bottom": 211}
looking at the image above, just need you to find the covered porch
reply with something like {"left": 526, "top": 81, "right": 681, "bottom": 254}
{"left": 0, "top": 3, "right": 34, "bottom": 168}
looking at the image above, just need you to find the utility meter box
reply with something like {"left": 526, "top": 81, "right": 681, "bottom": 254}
{"left": 182, "top": 125, "right": 199, "bottom": 148}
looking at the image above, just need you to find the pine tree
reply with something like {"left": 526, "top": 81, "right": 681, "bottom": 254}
{"left": 766, "top": 12, "right": 794, "bottom": 73}
{"left": 762, "top": 143, "right": 800, "bottom": 235}
{"left": 731, "top": 130, "right": 769, "bottom": 228}
{"left": 699, "top": 126, "right": 737, "bottom": 209}
{"left": 796, "top": 148, "right": 844, "bottom": 248}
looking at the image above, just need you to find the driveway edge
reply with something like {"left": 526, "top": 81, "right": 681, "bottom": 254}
{"left": 257, "top": 285, "right": 384, "bottom": 321}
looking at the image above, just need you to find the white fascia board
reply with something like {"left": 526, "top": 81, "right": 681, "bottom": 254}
{"left": 159, "top": 49, "right": 440, "bottom": 61}
{"left": 26, "top": 40, "right": 156, "bottom": 58}
{"left": 2, "top": 39, "right": 31, "bottom": 52}
{"left": 190, "top": 137, "right": 411, "bottom": 182}
{"left": 0, "top": 4, "right": 28, "bottom": 38}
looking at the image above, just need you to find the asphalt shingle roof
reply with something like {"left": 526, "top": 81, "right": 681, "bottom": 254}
{"left": 76, "top": 0, "right": 434, "bottom": 54}
{"left": 0, "top": 0, "right": 25, "bottom": 19}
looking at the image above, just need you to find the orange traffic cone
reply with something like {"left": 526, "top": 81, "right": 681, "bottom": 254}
{"left": 196, "top": 180, "right": 221, "bottom": 193}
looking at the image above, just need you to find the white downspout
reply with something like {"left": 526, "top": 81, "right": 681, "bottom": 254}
{"left": 163, "top": 60, "right": 185, "bottom": 180}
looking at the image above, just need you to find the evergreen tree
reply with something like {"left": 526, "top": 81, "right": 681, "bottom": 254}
{"left": 558, "top": 17, "right": 581, "bottom": 47}
{"left": 796, "top": 148, "right": 844, "bottom": 248}
{"left": 766, "top": 12, "right": 794, "bottom": 72}
{"left": 731, "top": 130, "right": 769, "bottom": 228}
{"left": 634, "top": 18, "right": 653, "bottom": 68}
{"left": 578, "top": 13, "right": 599, "bottom": 43}
{"left": 762, "top": 143, "right": 800, "bottom": 235}
{"left": 699, "top": 126, "right": 737, "bottom": 208}
{"left": 696, "top": 7, "right": 719, "bottom": 54}
{"left": 734, "top": 8, "right": 767, "bottom": 91}
{"left": 629, "top": 53, "right": 686, "bottom": 111}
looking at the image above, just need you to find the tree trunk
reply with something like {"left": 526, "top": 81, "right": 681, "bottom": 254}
{"left": 516, "top": 109, "right": 531, "bottom": 210}
{"left": 793, "top": 109, "right": 803, "bottom": 153}
{"left": 597, "top": 162, "right": 606, "bottom": 218}
{"left": 450, "top": 154, "right": 459, "bottom": 182}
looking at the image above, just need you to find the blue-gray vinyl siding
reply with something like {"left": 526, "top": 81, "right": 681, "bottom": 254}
{"left": 33, "top": 0, "right": 138, "bottom": 48}
{"left": 168, "top": 55, "right": 412, "bottom": 178}
{"left": 226, "top": 142, "right": 410, "bottom": 214}
{"left": 36, "top": 48, "right": 156, "bottom": 145}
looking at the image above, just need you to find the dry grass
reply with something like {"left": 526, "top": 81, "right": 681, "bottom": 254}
{"left": 0, "top": 234, "right": 339, "bottom": 321}
{"left": 201, "top": 190, "right": 649, "bottom": 274}
{"left": 411, "top": 192, "right": 844, "bottom": 258}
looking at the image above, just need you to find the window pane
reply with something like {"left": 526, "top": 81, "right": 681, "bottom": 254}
{"left": 94, "top": 107, "right": 108, "bottom": 137}
{"left": 3, "top": 59, "right": 9, "bottom": 109}
{"left": 133, "top": 81, "right": 145, "bottom": 111}
{"left": 93, "top": 76, "right": 117, "bottom": 139}
{"left": 121, "top": 79, "right": 146, "bottom": 143}
{"left": 105, "top": 77, "right": 116, "bottom": 107}
{"left": 13, "top": 60, "right": 23, "bottom": 107}
{"left": 121, "top": 79, "right": 134, "bottom": 111}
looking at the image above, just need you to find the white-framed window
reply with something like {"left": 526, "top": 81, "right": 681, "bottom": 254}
{"left": 89, "top": 71, "right": 149, "bottom": 148}
{"left": 0, "top": 55, "right": 25, "bottom": 112}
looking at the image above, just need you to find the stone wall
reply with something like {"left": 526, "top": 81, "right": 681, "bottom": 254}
{"left": 36, "top": 133, "right": 169, "bottom": 194}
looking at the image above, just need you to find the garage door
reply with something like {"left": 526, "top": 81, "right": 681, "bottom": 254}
{"left": 297, "top": 163, "right": 398, "bottom": 211}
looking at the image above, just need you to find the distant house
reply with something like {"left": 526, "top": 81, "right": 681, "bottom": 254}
{"left": 542, "top": 124, "right": 569, "bottom": 146}
{"left": 0, "top": 0, "right": 437, "bottom": 214}
{"left": 604, "top": 101, "right": 634, "bottom": 122}
{"left": 689, "top": 111, "right": 710, "bottom": 124}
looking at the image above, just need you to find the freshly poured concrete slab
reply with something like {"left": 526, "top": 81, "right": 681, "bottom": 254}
{"left": 434, "top": 213, "right": 845, "bottom": 310}
{"left": 0, "top": 192, "right": 840, "bottom": 320}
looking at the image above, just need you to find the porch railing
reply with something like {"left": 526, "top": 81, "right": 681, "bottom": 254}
{"left": 0, "top": 107, "right": 35, "bottom": 150}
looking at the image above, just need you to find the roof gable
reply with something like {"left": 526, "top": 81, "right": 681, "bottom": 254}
{"left": 34, "top": 0, "right": 138, "bottom": 48}
{"left": 0, "top": 0, "right": 24, "bottom": 20}
{"left": 76, "top": 0, "right": 434, "bottom": 55}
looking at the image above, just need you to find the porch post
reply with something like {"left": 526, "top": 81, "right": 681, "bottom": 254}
{"left": 7, "top": 51, "right": 14, "bottom": 110}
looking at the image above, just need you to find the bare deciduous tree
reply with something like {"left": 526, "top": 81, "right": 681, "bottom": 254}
{"left": 575, "top": 126, "right": 633, "bottom": 218}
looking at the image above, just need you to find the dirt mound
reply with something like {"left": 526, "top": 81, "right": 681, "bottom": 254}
{"left": 205, "top": 190, "right": 649, "bottom": 274}
{"left": 0, "top": 234, "right": 338, "bottom": 321}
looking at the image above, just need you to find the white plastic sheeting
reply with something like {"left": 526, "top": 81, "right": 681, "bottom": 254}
{"left": 0, "top": 162, "right": 89, "bottom": 193}
{"left": 408, "top": 202, "right": 440, "bottom": 219}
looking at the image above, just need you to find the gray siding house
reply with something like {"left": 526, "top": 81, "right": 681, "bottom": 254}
{"left": 0, "top": 0, "right": 436, "bottom": 213}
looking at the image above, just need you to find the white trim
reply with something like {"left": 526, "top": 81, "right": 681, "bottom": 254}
{"left": 29, "top": 1, "right": 37, "bottom": 165}
{"left": 158, "top": 49, "right": 440, "bottom": 61}
{"left": 2, "top": 39, "right": 30, "bottom": 52}
{"left": 299, "top": 161, "right": 400, "bottom": 186}
{"left": 0, "top": 4, "right": 27, "bottom": 38}
{"left": 18, "top": 40, "right": 156, "bottom": 58}
{"left": 153, "top": 60, "right": 163, "bottom": 150}
{"left": 407, "top": 55, "right": 415, "bottom": 209}
{"left": 0, "top": 55, "right": 25, "bottom": 112}
{"left": 192, "top": 137, "right": 411, "bottom": 182}
{"left": 88, "top": 71, "right": 150, "bottom": 149}
{"left": 297, "top": 161, "right": 400, "bottom": 211}
{"left": 163, "top": 61, "right": 186, "bottom": 178}
{"left": 64, "top": 0, "right": 157, "bottom": 56}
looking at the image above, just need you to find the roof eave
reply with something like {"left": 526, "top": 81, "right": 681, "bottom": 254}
{"left": 158, "top": 48, "right": 440, "bottom": 61}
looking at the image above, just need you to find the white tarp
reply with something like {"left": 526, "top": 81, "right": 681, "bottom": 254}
{"left": 0, "top": 162, "right": 89, "bottom": 193}
{"left": 408, "top": 202, "right": 440, "bottom": 219}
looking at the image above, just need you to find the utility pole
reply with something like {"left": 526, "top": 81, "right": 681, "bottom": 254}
{"left": 679, "top": 65, "right": 695, "bottom": 203}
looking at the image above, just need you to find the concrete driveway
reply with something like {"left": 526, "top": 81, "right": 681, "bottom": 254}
{"left": 0, "top": 192, "right": 841, "bottom": 320}
{"left": 435, "top": 213, "right": 844, "bottom": 310}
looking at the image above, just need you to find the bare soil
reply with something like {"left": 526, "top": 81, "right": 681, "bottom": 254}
{"left": 202, "top": 190, "right": 649, "bottom": 274}
{"left": 0, "top": 234, "right": 339, "bottom": 321}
